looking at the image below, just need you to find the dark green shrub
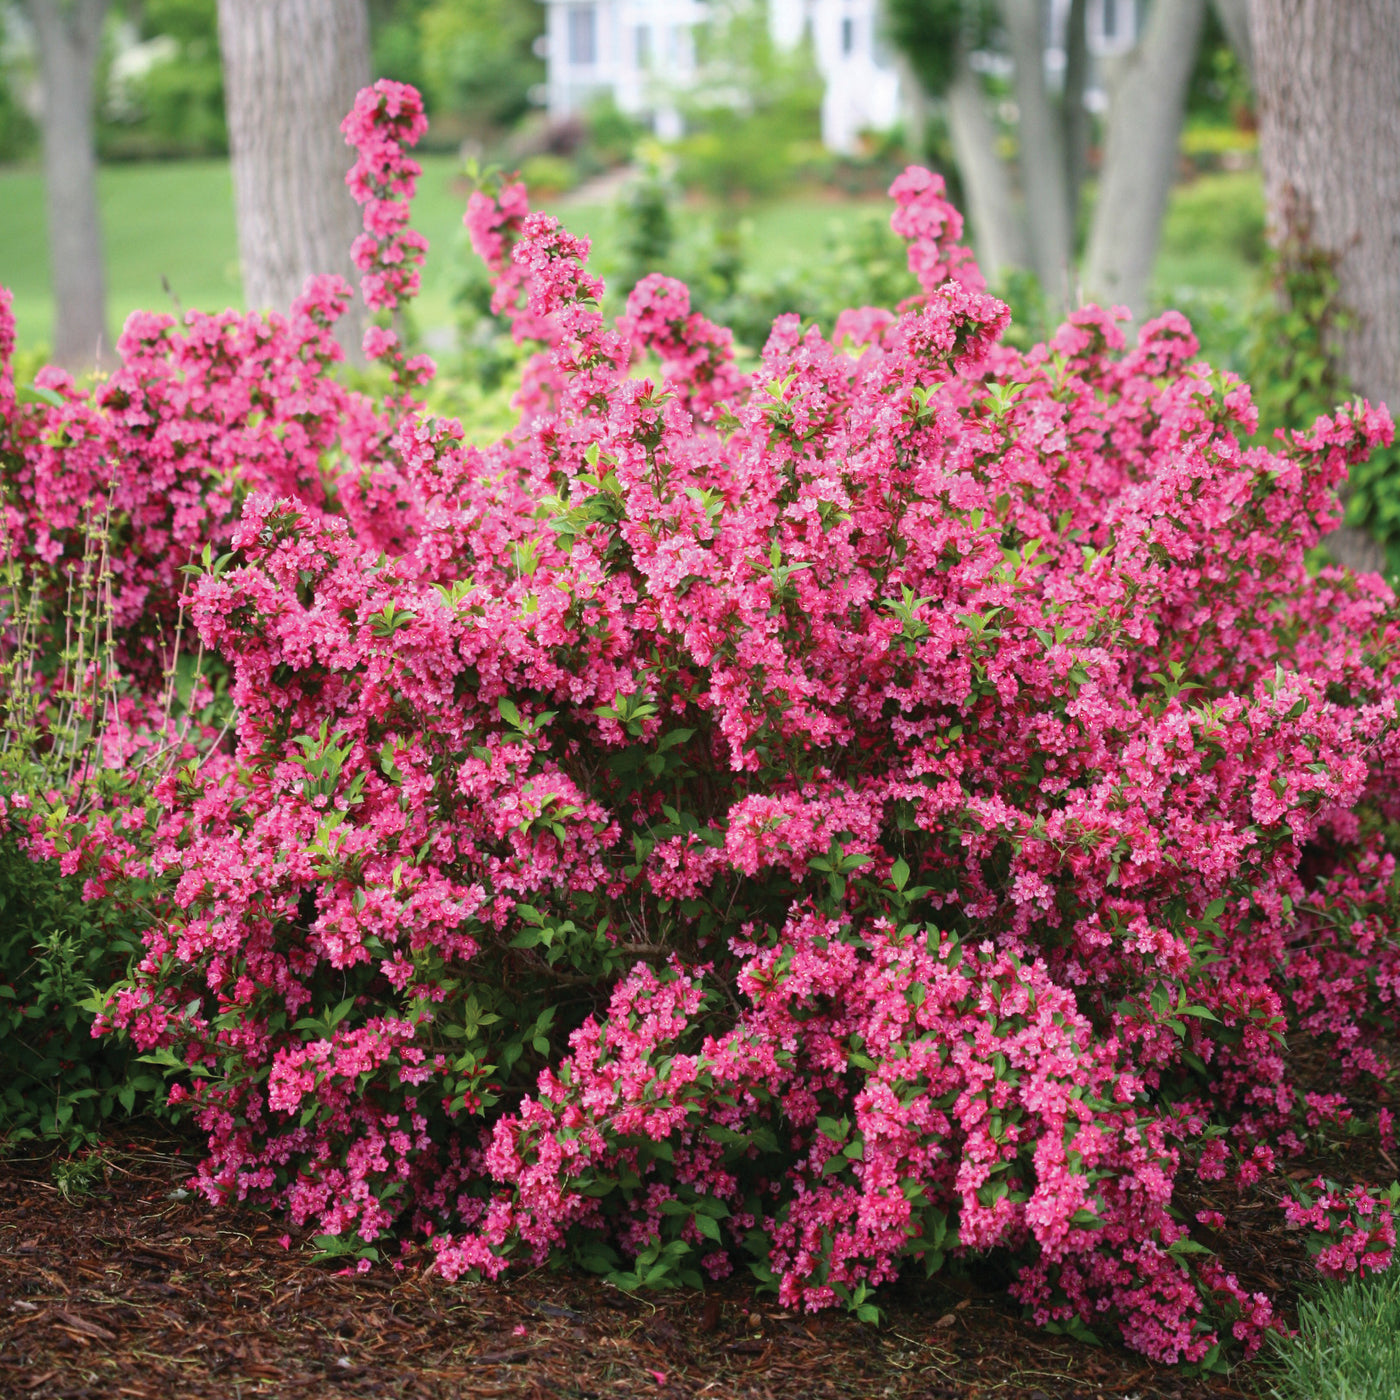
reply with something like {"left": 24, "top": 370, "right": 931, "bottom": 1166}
{"left": 0, "top": 811, "right": 162, "bottom": 1150}
{"left": 98, "top": 0, "right": 228, "bottom": 160}
{"left": 0, "top": 499, "right": 207, "bottom": 1152}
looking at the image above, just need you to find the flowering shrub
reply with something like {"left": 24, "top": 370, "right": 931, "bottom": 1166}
{"left": 0, "top": 390, "right": 219, "bottom": 1148}
{"left": 6, "top": 81, "right": 1400, "bottom": 1368}
{"left": 1284, "top": 1179, "right": 1400, "bottom": 1281}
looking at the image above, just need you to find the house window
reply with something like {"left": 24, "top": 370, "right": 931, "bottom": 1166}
{"left": 635, "top": 23, "right": 652, "bottom": 67}
{"left": 568, "top": 5, "right": 597, "bottom": 65}
{"left": 841, "top": 15, "right": 855, "bottom": 54}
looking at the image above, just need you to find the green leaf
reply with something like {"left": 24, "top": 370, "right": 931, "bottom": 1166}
{"left": 18, "top": 382, "right": 65, "bottom": 408}
{"left": 1168, "top": 1236, "right": 1214, "bottom": 1257}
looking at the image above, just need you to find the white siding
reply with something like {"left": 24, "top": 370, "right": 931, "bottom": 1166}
{"left": 540, "top": 0, "right": 911, "bottom": 151}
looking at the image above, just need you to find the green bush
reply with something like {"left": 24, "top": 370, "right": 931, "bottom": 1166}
{"left": 673, "top": 0, "right": 823, "bottom": 204}
{"left": 0, "top": 815, "right": 162, "bottom": 1151}
{"left": 610, "top": 153, "right": 680, "bottom": 299}
{"left": 419, "top": 0, "right": 543, "bottom": 135}
{"left": 601, "top": 163, "right": 919, "bottom": 352}
{"left": 581, "top": 93, "right": 646, "bottom": 170}
{"left": 99, "top": 0, "right": 228, "bottom": 160}
{"left": 695, "top": 207, "right": 918, "bottom": 350}
{"left": 0, "top": 503, "right": 188, "bottom": 1151}
{"left": 518, "top": 153, "right": 576, "bottom": 195}
{"left": 1158, "top": 171, "right": 1267, "bottom": 270}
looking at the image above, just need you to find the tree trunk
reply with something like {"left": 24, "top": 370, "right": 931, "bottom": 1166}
{"left": 27, "top": 0, "right": 109, "bottom": 370}
{"left": 1251, "top": 0, "right": 1400, "bottom": 573}
{"left": 894, "top": 52, "right": 930, "bottom": 159}
{"left": 1251, "top": 0, "right": 1400, "bottom": 414}
{"left": 945, "top": 50, "right": 1028, "bottom": 285}
{"left": 1062, "top": 0, "right": 1089, "bottom": 224}
{"left": 217, "top": 0, "right": 370, "bottom": 339}
{"left": 1082, "top": 0, "right": 1206, "bottom": 321}
{"left": 1211, "top": 0, "right": 1252, "bottom": 83}
{"left": 999, "top": 0, "right": 1073, "bottom": 310}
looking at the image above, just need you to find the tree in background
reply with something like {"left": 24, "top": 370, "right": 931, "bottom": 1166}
{"left": 1080, "top": 0, "right": 1206, "bottom": 316}
{"left": 1250, "top": 0, "right": 1400, "bottom": 573}
{"left": 417, "top": 0, "right": 542, "bottom": 138}
{"left": 25, "top": 0, "right": 110, "bottom": 368}
{"left": 216, "top": 0, "right": 369, "bottom": 331}
{"left": 886, "top": 0, "right": 1026, "bottom": 283}
{"left": 102, "top": 0, "right": 226, "bottom": 158}
{"left": 886, "top": 0, "right": 1244, "bottom": 319}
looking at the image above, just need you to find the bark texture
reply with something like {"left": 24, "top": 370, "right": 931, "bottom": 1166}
{"left": 1251, "top": 0, "right": 1400, "bottom": 574}
{"left": 945, "top": 51, "right": 1029, "bottom": 284}
{"left": 1062, "top": 0, "right": 1089, "bottom": 222}
{"left": 27, "top": 0, "right": 109, "bottom": 369}
{"left": 1000, "top": 0, "right": 1072, "bottom": 308}
{"left": 1251, "top": 0, "right": 1400, "bottom": 414}
{"left": 217, "top": 0, "right": 370, "bottom": 330}
{"left": 1082, "top": 0, "right": 1206, "bottom": 321}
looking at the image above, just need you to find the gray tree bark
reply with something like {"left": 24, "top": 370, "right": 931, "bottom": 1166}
{"left": 1062, "top": 0, "right": 1089, "bottom": 222}
{"left": 1082, "top": 0, "right": 1206, "bottom": 321}
{"left": 27, "top": 0, "right": 109, "bottom": 370}
{"left": 217, "top": 0, "right": 370, "bottom": 339}
{"left": 1000, "top": 0, "right": 1073, "bottom": 309}
{"left": 945, "top": 49, "right": 1028, "bottom": 285}
{"left": 894, "top": 51, "right": 929, "bottom": 158}
{"left": 1251, "top": 0, "right": 1400, "bottom": 575}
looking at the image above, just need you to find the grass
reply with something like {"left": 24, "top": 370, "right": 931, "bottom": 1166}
{"left": 0, "top": 154, "right": 1264, "bottom": 355}
{"left": 0, "top": 154, "right": 888, "bottom": 354}
{"left": 1261, "top": 1269, "right": 1400, "bottom": 1400}
{"left": 0, "top": 159, "right": 241, "bottom": 354}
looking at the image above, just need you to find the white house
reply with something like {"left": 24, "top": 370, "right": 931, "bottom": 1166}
{"left": 538, "top": 0, "right": 900, "bottom": 154}
{"left": 538, "top": 0, "right": 1140, "bottom": 155}
{"left": 1044, "top": 0, "right": 1140, "bottom": 109}
{"left": 770, "top": 0, "right": 902, "bottom": 154}
{"left": 540, "top": 0, "right": 707, "bottom": 141}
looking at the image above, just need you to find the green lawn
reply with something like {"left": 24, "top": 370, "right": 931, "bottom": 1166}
{"left": 0, "top": 154, "right": 1262, "bottom": 355}
{"left": 0, "top": 160, "right": 243, "bottom": 353}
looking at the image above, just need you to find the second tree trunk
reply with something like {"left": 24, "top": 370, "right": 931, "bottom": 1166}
{"left": 217, "top": 0, "right": 371, "bottom": 332}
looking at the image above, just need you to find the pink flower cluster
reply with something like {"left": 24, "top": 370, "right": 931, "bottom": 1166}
{"left": 342, "top": 80, "right": 434, "bottom": 396}
{"left": 5, "top": 86, "right": 1400, "bottom": 1367}
{"left": 0, "top": 274, "right": 378, "bottom": 673}
{"left": 1284, "top": 1178, "right": 1399, "bottom": 1279}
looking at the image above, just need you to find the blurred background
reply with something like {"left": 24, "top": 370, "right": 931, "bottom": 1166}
{"left": 0, "top": 0, "right": 1259, "bottom": 357}
{"left": 4, "top": 0, "right": 1397, "bottom": 567}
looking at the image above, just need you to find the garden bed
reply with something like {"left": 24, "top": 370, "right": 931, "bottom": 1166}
{"left": 1, "top": 1128, "right": 1271, "bottom": 1400}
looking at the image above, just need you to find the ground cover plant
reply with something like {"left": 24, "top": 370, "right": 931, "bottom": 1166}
{"left": 4, "top": 80, "right": 1400, "bottom": 1377}
{"left": 1262, "top": 1266, "right": 1400, "bottom": 1400}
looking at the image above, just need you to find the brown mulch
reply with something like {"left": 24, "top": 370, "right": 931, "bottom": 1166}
{"left": 0, "top": 1127, "right": 1281, "bottom": 1400}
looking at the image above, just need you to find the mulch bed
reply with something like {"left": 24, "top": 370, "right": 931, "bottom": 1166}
{"left": 0, "top": 1126, "right": 1289, "bottom": 1400}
